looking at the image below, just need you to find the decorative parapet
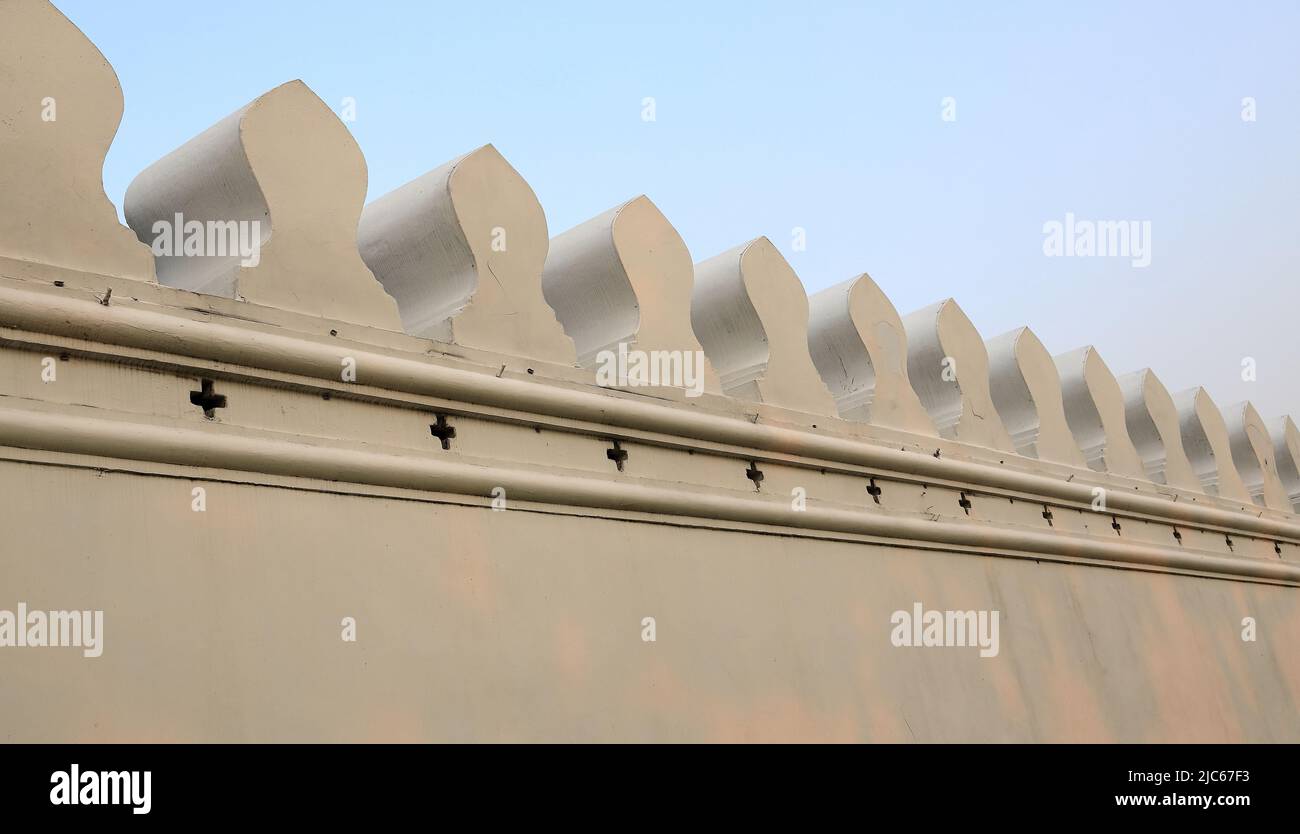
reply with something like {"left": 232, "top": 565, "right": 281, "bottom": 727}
{"left": 902, "top": 299, "right": 1016, "bottom": 452}
{"left": 691, "top": 238, "right": 837, "bottom": 415}
{"left": 1223, "top": 401, "right": 1292, "bottom": 511}
{"left": 1173, "top": 387, "right": 1253, "bottom": 501}
{"left": 0, "top": 0, "right": 1295, "bottom": 599}
{"left": 1116, "top": 368, "right": 1202, "bottom": 491}
{"left": 0, "top": 0, "right": 155, "bottom": 281}
{"left": 541, "top": 195, "right": 721, "bottom": 394}
{"left": 1271, "top": 416, "right": 1300, "bottom": 513}
{"left": 1053, "top": 346, "right": 1147, "bottom": 478}
{"left": 985, "top": 326, "right": 1087, "bottom": 467}
{"left": 358, "top": 145, "right": 574, "bottom": 363}
{"left": 124, "top": 81, "right": 402, "bottom": 330}
{"left": 807, "top": 273, "right": 937, "bottom": 435}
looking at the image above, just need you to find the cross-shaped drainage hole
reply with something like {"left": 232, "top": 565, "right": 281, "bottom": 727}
{"left": 429, "top": 414, "right": 456, "bottom": 450}
{"left": 745, "top": 461, "right": 764, "bottom": 490}
{"left": 1042, "top": 505, "right": 1053, "bottom": 526}
{"left": 958, "top": 493, "right": 972, "bottom": 515}
{"left": 1111, "top": 517, "right": 1122, "bottom": 535}
{"left": 189, "top": 379, "right": 227, "bottom": 420}
{"left": 606, "top": 440, "right": 628, "bottom": 472}
{"left": 866, "top": 478, "right": 883, "bottom": 505}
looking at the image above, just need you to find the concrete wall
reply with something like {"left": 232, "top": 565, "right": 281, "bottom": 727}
{"left": 1, "top": 0, "right": 1297, "bottom": 743}
{"left": 1, "top": 459, "right": 1295, "bottom": 742}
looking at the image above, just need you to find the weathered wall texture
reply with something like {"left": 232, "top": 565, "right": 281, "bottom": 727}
{"left": 0, "top": 1, "right": 1297, "bottom": 742}
{"left": 1, "top": 461, "right": 1295, "bottom": 744}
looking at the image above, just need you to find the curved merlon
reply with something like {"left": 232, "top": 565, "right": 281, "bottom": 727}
{"left": 1116, "top": 368, "right": 1201, "bottom": 491}
{"left": 1173, "top": 387, "right": 1253, "bottom": 501}
{"left": 807, "top": 274, "right": 937, "bottom": 435}
{"left": 1271, "top": 416, "right": 1300, "bottom": 513}
{"left": 1223, "top": 401, "right": 1292, "bottom": 511}
{"left": 124, "top": 81, "right": 402, "bottom": 330}
{"left": 1053, "top": 347, "right": 1147, "bottom": 479}
{"left": 0, "top": 0, "right": 155, "bottom": 281}
{"left": 541, "top": 195, "right": 721, "bottom": 395}
{"left": 902, "top": 299, "right": 1016, "bottom": 452}
{"left": 985, "top": 327, "right": 1087, "bottom": 467}
{"left": 692, "top": 238, "right": 838, "bottom": 415}
{"left": 358, "top": 145, "right": 575, "bottom": 364}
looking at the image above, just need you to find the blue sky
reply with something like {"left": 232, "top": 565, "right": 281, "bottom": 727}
{"left": 60, "top": 0, "right": 1300, "bottom": 418}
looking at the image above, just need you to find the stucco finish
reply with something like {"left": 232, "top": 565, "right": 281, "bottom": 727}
{"left": 1, "top": 461, "right": 1295, "bottom": 743}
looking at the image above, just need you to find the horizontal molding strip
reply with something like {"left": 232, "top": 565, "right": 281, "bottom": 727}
{"left": 2, "top": 282, "right": 1299, "bottom": 545}
{"left": 0, "top": 404, "right": 1295, "bottom": 585}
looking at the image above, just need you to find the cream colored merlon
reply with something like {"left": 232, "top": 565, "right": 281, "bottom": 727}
{"left": 1053, "top": 346, "right": 1146, "bottom": 479}
{"left": 1116, "top": 369, "right": 1202, "bottom": 491}
{"left": 985, "top": 326, "right": 1087, "bottom": 467}
{"left": 691, "top": 238, "right": 837, "bottom": 415}
{"left": 1222, "top": 401, "right": 1292, "bottom": 511}
{"left": 541, "top": 195, "right": 721, "bottom": 395}
{"left": 1173, "top": 387, "right": 1252, "bottom": 501}
{"left": 0, "top": 0, "right": 155, "bottom": 281}
{"left": 1270, "top": 416, "right": 1300, "bottom": 513}
{"left": 902, "top": 299, "right": 1016, "bottom": 452}
{"left": 123, "top": 81, "right": 402, "bottom": 331}
{"left": 358, "top": 145, "right": 574, "bottom": 363}
{"left": 806, "top": 274, "right": 937, "bottom": 436}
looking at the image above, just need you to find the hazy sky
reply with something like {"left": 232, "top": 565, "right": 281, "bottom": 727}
{"left": 59, "top": 0, "right": 1299, "bottom": 420}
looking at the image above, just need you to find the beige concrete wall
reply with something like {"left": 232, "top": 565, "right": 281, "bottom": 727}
{"left": 2, "top": 0, "right": 1297, "bottom": 744}
{"left": 1, "top": 458, "right": 1294, "bottom": 743}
